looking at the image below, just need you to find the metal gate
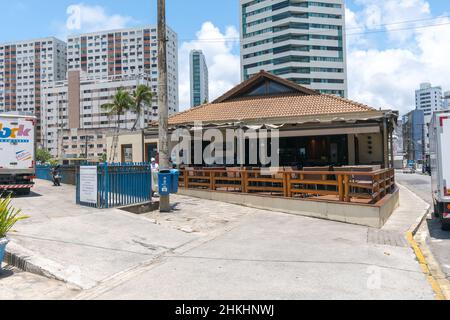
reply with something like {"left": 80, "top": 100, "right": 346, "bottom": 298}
{"left": 76, "top": 163, "right": 152, "bottom": 209}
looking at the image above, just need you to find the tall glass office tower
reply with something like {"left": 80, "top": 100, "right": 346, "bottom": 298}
{"left": 190, "top": 50, "right": 209, "bottom": 107}
{"left": 240, "top": 0, "right": 347, "bottom": 97}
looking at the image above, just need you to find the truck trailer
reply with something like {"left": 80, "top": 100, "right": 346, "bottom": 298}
{"left": 0, "top": 114, "right": 36, "bottom": 195}
{"left": 430, "top": 110, "right": 450, "bottom": 230}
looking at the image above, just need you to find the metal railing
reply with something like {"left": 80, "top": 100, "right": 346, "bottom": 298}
{"left": 178, "top": 167, "right": 396, "bottom": 204}
{"left": 76, "top": 163, "right": 152, "bottom": 209}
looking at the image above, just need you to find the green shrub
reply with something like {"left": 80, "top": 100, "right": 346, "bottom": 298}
{"left": 36, "top": 148, "right": 52, "bottom": 164}
{"left": 0, "top": 194, "right": 29, "bottom": 238}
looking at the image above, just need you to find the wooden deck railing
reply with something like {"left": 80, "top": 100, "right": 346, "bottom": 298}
{"left": 178, "top": 168, "right": 396, "bottom": 204}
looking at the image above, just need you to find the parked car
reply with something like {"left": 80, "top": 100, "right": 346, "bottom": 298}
{"left": 403, "top": 161, "right": 416, "bottom": 174}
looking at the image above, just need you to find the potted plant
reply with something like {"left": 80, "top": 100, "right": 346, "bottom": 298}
{"left": 0, "top": 194, "right": 28, "bottom": 269}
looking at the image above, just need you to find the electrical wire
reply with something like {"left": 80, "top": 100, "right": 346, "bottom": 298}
{"left": 176, "top": 15, "right": 450, "bottom": 43}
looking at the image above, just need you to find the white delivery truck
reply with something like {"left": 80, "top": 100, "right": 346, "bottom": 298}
{"left": 430, "top": 110, "right": 450, "bottom": 230}
{"left": 0, "top": 114, "right": 36, "bottom": 195}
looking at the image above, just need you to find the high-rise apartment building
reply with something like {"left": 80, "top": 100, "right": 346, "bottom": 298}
{"left": 0, "top": 37, "right": 67, "bottom": 141}
{"left": 415, "top": 82, "right": 443, "bottom": 119}
{"left": 66, "top": 26, "right": 179, "bottom": 113}
{"left": 190, "top": 50, "right": 209, "bottom": 107}
{"left": 402, "top": 109, "right": 425, "bottom": 162}
{"left": 443, "top": 91, "right": 450, "bottom": 110}
{"left": 42, "top": 71, "right": 157, "bottom": 159}
{"left": 239, "top": 0, "right": 347, "bottom": 97}
{"left": 415, "top": 82, "right": 443, "bottom": 153}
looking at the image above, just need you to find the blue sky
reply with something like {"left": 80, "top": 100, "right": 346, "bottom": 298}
{"left": 0, "top": 1, "right": 240, "bottom": 43}
{"left": 1, "top": 0, "right": 450, "bottom": 112}
{"left": 0, "top": 1, "right": 448, "bottom": 45}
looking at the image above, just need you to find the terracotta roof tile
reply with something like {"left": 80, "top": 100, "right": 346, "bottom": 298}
{"left": 169, "top": 94, "right": 376, "bottom": 126}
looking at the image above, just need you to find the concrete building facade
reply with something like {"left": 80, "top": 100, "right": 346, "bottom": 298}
{"left": 443, "top": 91, "right": 450, "bottom": 110}
{"left": 0, "top": 37, "right": 67, "bottom": 141}
{"left": 402, "top": 109, "right": 425, "bottom": 162}
{"left": 239, "top": 0, "right": 347, "bottom": 97}
{"left": 415, "top": 82, "right": 443, "bottom": 119}
{"left": 67, "top": 26, "right": 179, "bottom": 113}
{"left": 415, "top": 82, "right": 443, "bottom": 154}
{"left": 42, "top": 71, "right": 158, "bottom": 160}
{"left": 190, "top": 50, "right": 209, "bottom": 107}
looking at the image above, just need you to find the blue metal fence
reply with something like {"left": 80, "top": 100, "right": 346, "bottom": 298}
{"left": 36, "top": 165, "right": 77, "bottom": 185}
{"left": 36, "top": 165, "right": 52, "bottom": 181}
{"left": 76, "top": 163, "right": 152, "bottom": 209}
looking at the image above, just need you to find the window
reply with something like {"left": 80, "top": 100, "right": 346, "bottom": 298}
{"left": 121, "top": 144, "right": 133, "bottom": 163}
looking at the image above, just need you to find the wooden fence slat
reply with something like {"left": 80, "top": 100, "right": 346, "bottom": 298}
{"left": 177, "top": 168, "right": 395, "bottom": 205}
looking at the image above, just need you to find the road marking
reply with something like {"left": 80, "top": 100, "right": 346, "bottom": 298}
{"left": 406, "top": 232, "right": 446, "bottom": 300}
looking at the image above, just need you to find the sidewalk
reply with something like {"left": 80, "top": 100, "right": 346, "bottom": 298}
{"left": 0, "top": 266, "right": 79, "bottom": 300}
{"left": 383, "top": 184, "right": 430, "bottom": 233}
{"left": 7, "top": 180, "right": 199, "bottom": 289}
{"left": 3, "top": 179, "right": 435, "bottom": 300}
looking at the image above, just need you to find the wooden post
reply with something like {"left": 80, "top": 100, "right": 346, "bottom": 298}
{"left": 383, "top": 117, "right": 389, "bottom": 169}
{"left": 286, "top": 172, "right": 292, "bottom": 198}
{"left": 184, "top": 170, "right": 188, "bottom": 188}
{"left": 344, "top": 174, "right": 350, "bottom": 202}
{"left": 389, "top": 125, "right": 394, "bottom": 169}
{"left": 242, "top": 170, "right": 248, "bottom": 193}
{"left": 210, "top": 171, "right": 215, "bottom": 191}
{"left": 338, "top": 174, "right": 344, "bottom": 202}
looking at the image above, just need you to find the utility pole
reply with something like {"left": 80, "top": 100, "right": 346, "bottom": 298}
{"left": 158, "top": 0, "right": 171, "bottom": 212}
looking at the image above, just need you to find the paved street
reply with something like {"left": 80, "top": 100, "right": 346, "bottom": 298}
{"left": 0, "top": 179, "right": 435, "bottom": 300}
{"left": 396, "top": 172, "right": 432, "bottom": 204}
{"left": 396, "top": 172, "right": 450, "bottom": 281}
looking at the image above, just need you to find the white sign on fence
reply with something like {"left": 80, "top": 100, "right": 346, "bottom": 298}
{"left": 79, "top": 166, "right": 98, "bottom": 204}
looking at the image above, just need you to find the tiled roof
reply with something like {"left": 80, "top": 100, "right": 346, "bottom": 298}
{"left": 169, "top": 94, "right": 376, "bottom": 125}
{"left": 212, "top": 70, "right": 319, "bottom": 103}
{"left": 168, "top": 71, "right": 377, "bottom": 126}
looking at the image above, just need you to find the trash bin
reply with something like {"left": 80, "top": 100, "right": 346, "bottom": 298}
{"left": 158, "top": 170, "right": 172, "bottom": 196}
{"left": 170, "top": 169, "right": 179, "bottom": 194}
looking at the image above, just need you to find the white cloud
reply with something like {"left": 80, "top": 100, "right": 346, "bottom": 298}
{"left": 347, "top": 0, "right": 450, "bottom": 114}
{"left": 58, "top": 3, "right": 136, "bottom": 38}
{"left": 178, "top": 22, "right": 241, "bottom": 111}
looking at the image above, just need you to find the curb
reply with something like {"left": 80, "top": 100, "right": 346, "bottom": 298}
{"left": 406, "top": 231, "right": 446, "bottom": 300}
{"left": 3, "top": 242, "right": 84, "bottom": 290}
{"left": 3, "top": 249, "right": 65, "bottom": 283}
{"left": 401, "top": 186, "right": 447, "bottom": 301}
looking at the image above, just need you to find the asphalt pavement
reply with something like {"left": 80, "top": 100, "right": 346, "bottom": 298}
{"left": 396, "top": 172, "right": 450, "bottom": 281}
{"left": 2, "top": 179, "right": 434, "bottom": 300}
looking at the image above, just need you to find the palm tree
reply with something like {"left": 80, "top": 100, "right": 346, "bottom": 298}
{"left": 131, "top": 84, "right": 154, "bottom": 131}
{"left": 101, "top": 89, "right": 134, "bottom": 130}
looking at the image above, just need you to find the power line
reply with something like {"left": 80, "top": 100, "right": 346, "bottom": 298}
{"left": 344, "top": 14, "right": 450, "bottom": 31}
{"left": 176, "top": 16, "right": 450, "bottom": 43}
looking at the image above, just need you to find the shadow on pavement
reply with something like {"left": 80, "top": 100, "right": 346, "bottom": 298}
{"left": 171, "top": 202, "right": 181, "bottom": 211}
{"left": 427, "top": 218, "right": 450, "bottom": 240}
{"left": 0, "top": 267, "right": 14, "bottom": 279}
{"left": 13, "top": 191, "right": 43, "bottom": 199}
